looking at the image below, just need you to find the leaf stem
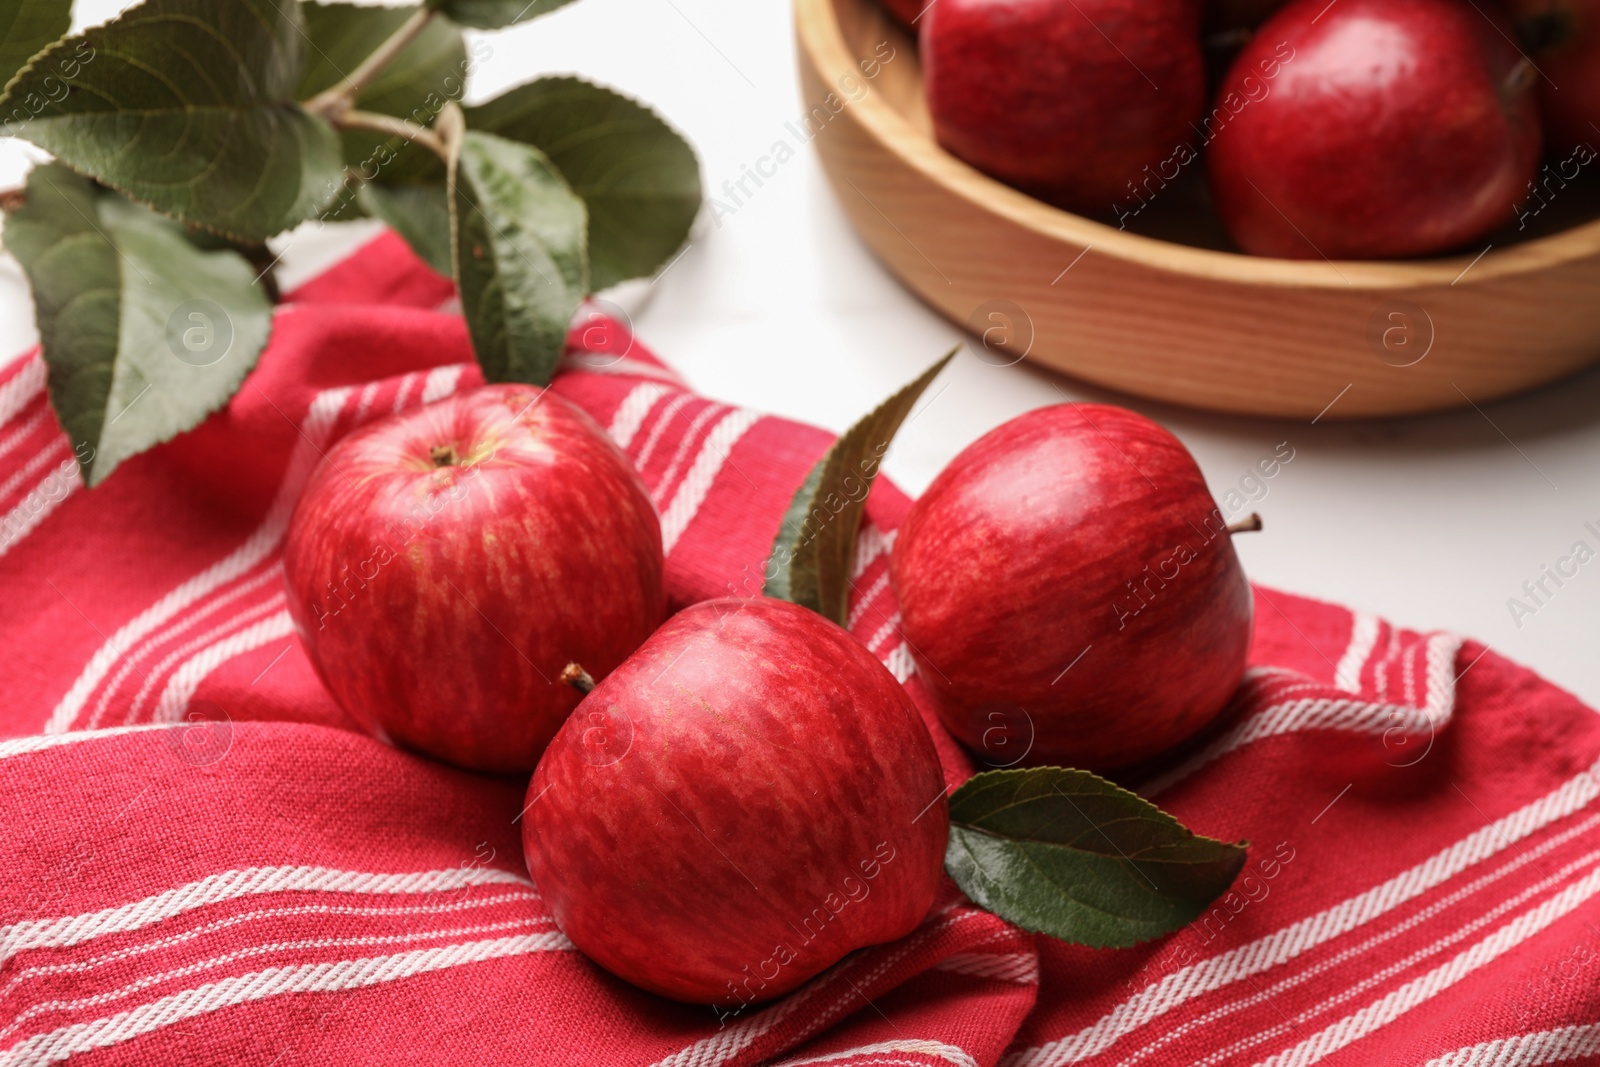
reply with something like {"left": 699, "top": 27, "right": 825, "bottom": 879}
{"left": 305, "top": 6, "right": 438, "bottom": 120}
{"left": 334, "top": 109, "right": 449, "bottom": 161}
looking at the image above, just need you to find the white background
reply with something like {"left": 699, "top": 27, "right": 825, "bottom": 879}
{"left": 3, "top": 0, "right": 1598, "bottom": 707}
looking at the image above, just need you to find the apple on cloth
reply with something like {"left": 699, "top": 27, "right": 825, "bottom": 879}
{"left": 2, "top": 233, "right": 1600, "bottom": 1064}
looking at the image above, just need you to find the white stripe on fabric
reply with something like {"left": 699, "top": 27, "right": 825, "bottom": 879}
{"left": 352, "top": 380, "right": 379, "bottom": 424}
{"left": 0, "top": 440, "right": 69, "bottom": 503}
{"left": 659, "top": 409, "right": 761, "bottom": 555}
{"left": 932, "top": 952, "right": 1040, "bottom": 986}
{"left": 1256, "top": 867, "right": 1600, "bottom": 1067}
{"left": 1003, "top": 755, "right": 1600, "bottom": 1067}
{"left": 91, "top": 573, "right": 286, "bottom": 729}
{"left": 851, "top": 526, "right": 897, "bottom": 580}
{"left": 848, "top": 570, "right": 893, "bottom": 630}
{"left": 1142, "top": 634, "right": 1461, "bottom": 798}
{"left": 775, "top": 1040, "right": 979, "bottom": 1067}
{"left": 607, "top": 382, "right": 673, "bottom": 451}
{"left": 1334, "top": 611, "right": 1381, "bottom": 692}
{"left": 0, "top": 725, "right": 173, "bottom": 762}
{"left": 653, "top": 402, "right": 726, "bottom": 500}
{"left": 1424, "top": 1024, "right": 1600, "bottom": 1067}
{"left": 0, "top": 932, "right": 570, "bottom": 1067}
{"left": 1141, "top": 699, "right": 1400, "bottom": 797}
{"left": 0, "top": 891, "right": 545, "bottom": 1001}
{"left": 42, "top": 386, "right": 351, "bottom": 734}
{"left": 148, "top": 610, "right": 294, "bottom": 723}
{"left": 866, "top": 614, "right": 901, "bottom": 655}
{"left": 651, "top": 906, "right": 981, "bottom": 1067}
{"left": 1119, "top": 812, "right": 1600, "bottom": 1067}
{"left": 0, "top": 917, "right": 565, "bottom": 1041}
{"left": 0, "top": 357, "right": 46, "bottom": 428}
{"left": 882, "top": 644, "right": 916, "bottom": 684}
{"left": 0, "top": 406, "right": 49, "bottom": 460}
{"left": 633, "top": 392, "right": 693, "bottom": 472}
{"left": 0, "top": 454, "right": 78, "bottom": 559}
{"left": 0, "top": 866, "right": 535, "bottom": 963}
{"left": 1185, "top": 849, "right": 1600, "bottom": 1067}
{"left": 420, "top": 364, "right": 465, "bottom": 404}
{"left": 390, "top": 370, "right": 418, "bottom": 414}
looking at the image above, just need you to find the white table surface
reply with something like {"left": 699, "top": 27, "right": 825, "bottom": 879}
{"left": 4, "top": 0, "right": 1598, "bottom": 709}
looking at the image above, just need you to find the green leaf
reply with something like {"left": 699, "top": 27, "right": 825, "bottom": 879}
{"left": 3, "top": 165, "right": 273, "bottom": 486}
{"left": 427, "top": 0, "right": 579, "bottom": 31}
{"left": 366, "top": 77, "right": 700, "bottom": 290}
{"left": 765, "top": 350, "right": 954, "bottom": 625}
{"left": 0, "top": 0, "right": 343, "bottom": 242}
{"left": 466, "top": 77, "right": 700, "bottom": 291}
{"left": 0, "top": 0, "right": 71, "bottom": 90}
{"left": 447, "top": 119, "right": 588, "bottom": 385}
{"left": 359, "top": 181, "right": 451, "bottom": 276}
{"left": 299, "top": 1, "right": 467, "bottom": 176}
{"left": 945, "top": 767, "right": 1248, "bottom": 948}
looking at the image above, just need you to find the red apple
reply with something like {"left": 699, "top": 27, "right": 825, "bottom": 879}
{"left": 283, "top": 384, "right": 664, "bottom": 775}
{"left": 890, "top": 404, "right": 1253, "bottom": 771}
{"left": 922, "top": 0, "right": 1207, "bottom": 214}
{"left": 1505, "top": 0, "right": 1600, "bottom": 155}
{"left": 1207, "top": 0, "right": 1542, "bottom": 259}
{"left": 521, "top": 597, "right": 948, "bottom": 1007}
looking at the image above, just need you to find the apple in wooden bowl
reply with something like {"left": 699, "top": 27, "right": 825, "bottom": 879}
{"left": 794, "top": 0, "right": 1600, "bottom": 419}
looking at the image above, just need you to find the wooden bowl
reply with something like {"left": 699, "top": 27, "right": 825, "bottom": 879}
{"left": 794, "top": 0, "right": 1600, "bottom": 419}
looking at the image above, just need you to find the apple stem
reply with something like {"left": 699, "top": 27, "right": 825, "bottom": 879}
{"left": 1227, "top": 513, "right": 1263, "bottom": 535}
{"left": 561, "top": 662, "right": 597, "bottom": 695}
{"left": 429, "top": 444, "right": 458, "bottom": 467}
{"left": 1503, "top": 56, "right": 1539, "bottom": 99}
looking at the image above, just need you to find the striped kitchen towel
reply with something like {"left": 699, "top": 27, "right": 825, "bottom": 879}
{"left": 0, "top": 231, "right": 1596, "bottom": 1066}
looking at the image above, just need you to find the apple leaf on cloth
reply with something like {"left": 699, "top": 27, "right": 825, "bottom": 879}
{"left": 945, "top": 767, "right": 1248, "bottom": 948}
{"left": 0, "top": 0, "right": 343, "bottom": 243}
{"left": 446, "top": 113, "right": 588, "bottom": 385}
{"left": 426, "top": 0, "right": 579, "bottom": 30}
{"left": 765, "top": 349, "right": 955, "bottom": 626}
{"left": 0, "top": 0, "right": 71, "bottom": 89}
{"left": 3, "top": 166, "right": 273, "bottom": 486}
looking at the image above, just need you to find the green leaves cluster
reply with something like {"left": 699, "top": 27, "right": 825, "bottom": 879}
{"left": 0, "top": 0, "right": 700, "bottom": 485}
{"left": 765, "top": 359, "right": 1247, "bottom": 947}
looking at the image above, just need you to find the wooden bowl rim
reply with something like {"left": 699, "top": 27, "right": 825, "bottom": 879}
{"left": 796, "top": 0, "right": 1600, "bottom": 292}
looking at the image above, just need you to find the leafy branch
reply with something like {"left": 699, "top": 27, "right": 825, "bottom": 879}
{"left": 0, "top": 0, "right": 701, "bottom": 486}
{"left": 304, "top": 6, "right": 440, "bottom": 121}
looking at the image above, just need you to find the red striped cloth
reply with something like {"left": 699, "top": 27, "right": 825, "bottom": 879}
{"left": 1, "top": 232, "right": 1597, "bottom": 1066}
